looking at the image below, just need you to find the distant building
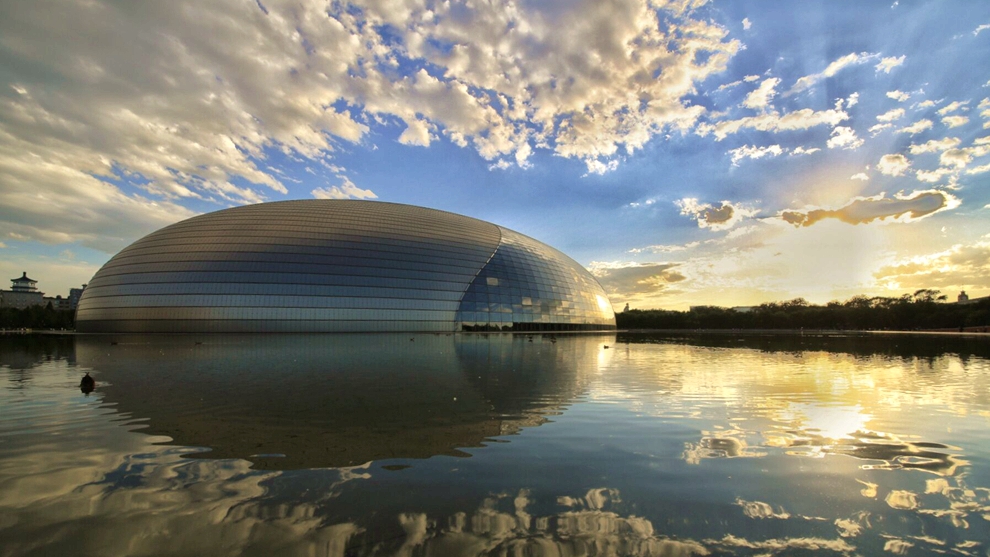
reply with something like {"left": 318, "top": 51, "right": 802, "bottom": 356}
{"left": 956, "top": 291, "right": 990, "bottom": 305}
{"left": 68, "top": 285, "right": 87, "bottom": 311}
{"left": 731, "top": 306, "right": 755, "bottom": 313}
{"left": 0, "top": 272, "right": 45, "bottom": 309}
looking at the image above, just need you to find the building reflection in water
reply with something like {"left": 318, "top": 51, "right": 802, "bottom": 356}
{"left": 74, "top": 333, "right": 600, "bottom": 469}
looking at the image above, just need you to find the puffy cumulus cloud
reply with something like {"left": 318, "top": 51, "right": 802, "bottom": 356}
{"left": 589, "top": 262, "right": 688, "bottom": 299}
{"left": 898, "top": 119, "right": 934, "bottom": 135}
{"left": 878, "top": 154, "right": 911, "bottom": 176}
{"left": 788, "top": 52, "right": 879, "bottom": 95}
{"left": 827, "top": 126, "right": 863, "bottom": 150}
{"left": 875, "top": 55, "right": 906, "bottom": 74}
{"left": 728, "top": 144, "right": 783, "bottom": 165}
{"left": 311, "top": 177, "right": 377, "bottom": 200}
{"left": 851, "top": 172, "right": 870, "bottom": 181}
{"left": 742, "top": 18, "right": 752, "bottom": 30}
{"left": 939, "top": 148, "right": 973, "bottom": 168}
{"left": 0, "top": 0, "right": 742, "bottom": 247}
{"left": 942, "top": 115, "right": 969, "bottom": 128}
{"left": 909, "top": 137, "right": 961, "bottom": 154}
{"left": 397, "top": 118, "right": 434, "bottom": 147}
{"left": 887, "top": 90, "right": 912, "bottom": 102}
{"left": 779, "top": 190, "right": 959, "bottom": 228}
{"left": 742, "top": 78, "right": 781, "bottom": 110}
{"left": 584, "top": 158, "right": 621, "bottom": 176}
{"left": 408, "top": 0, "right": 741, "bottom": 164}
{"left": 877, "top": 108, "right": 906, "bottom": 122}
{"left": 875, "top": 241, "right": 990, "bottom": 291}
{"left": 677, "top": 198, "right": 755, "bottom": 231}
{"left": 698, "top": 107, "right": 849, "bottom": 140}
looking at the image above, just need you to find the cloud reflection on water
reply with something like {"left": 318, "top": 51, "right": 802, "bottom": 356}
{"left": 3, "top": 333, "right": 990, "bottom": 555}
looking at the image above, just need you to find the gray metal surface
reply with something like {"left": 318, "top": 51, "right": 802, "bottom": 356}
{"left": 76, "top": 200, "right": 616, "bottom": 332}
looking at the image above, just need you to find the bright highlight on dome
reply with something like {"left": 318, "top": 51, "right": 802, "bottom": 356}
{"left": 76, "top": 200, "right": 616, "bottom": 333}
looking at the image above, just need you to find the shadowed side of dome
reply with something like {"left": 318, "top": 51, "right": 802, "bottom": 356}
{"left": 75, "top": 200, "right": 616, "bottom": 333}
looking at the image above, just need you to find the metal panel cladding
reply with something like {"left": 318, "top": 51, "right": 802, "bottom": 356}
{"left": 76, "top": 200, "right": 616, "bottom": 333}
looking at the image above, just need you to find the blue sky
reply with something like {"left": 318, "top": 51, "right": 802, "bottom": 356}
{"left": 1, "top": 0, "right": 988, "bottom": 309}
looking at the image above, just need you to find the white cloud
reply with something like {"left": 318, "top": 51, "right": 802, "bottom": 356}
{"left": 744, "top": 75, "right": 761, "bottom": 83}
{"left": 916, "top": 168, "right": 953, "bottom": 183}
{"left": 791, "top": 146, "right": 821, "bottom": 156}
{"left": 789, "top": 52, "right": 879, "bottom": 94}
{"left": 869, "top": 123, "right": 893, "bottom": 135}
{"left": 584, "top": 158, "right": 620, "bottom": 176}
{"left": 898, "top": 119, "right": 934, "bottom": 135}
{"left": 397, "top": 119, "right": 433, "bottom": 147}
{"left": 887, "top": 90, "right": 911, "bottom": 102}
{"left": 851, "top": 173, "right": 869, "bottom": 181}
{"left": 826, "top": 126, "right": 863, "bottom": 150}
{"left": 311, "top": 178, "right": 377, "bottom": 200}
{"left": 939, "top": 148, "right": 973, "bottom": 169}
{"left": 728, "top": 144, "right": 784, "bottom": 165}
{"left": 942, "top": 115, "right": 969, "bottom": 128}
{"left": 877, "top": 108, "right": 906, "bottom": 122}
{"left": 0, "top": 0, "right": 744, "bottom": 247}
{"left": 915, "top": 100, "right": 938, "bottom": 109}
{"left": 937, "top": 101, "right": 969, "bottom": 116}
{"left": 742, "top": 18, "right": 752, "bottom": 30}
{"left": 487, "top": 159, "right": 513, "bottom": 171}
{"left": 878, "top": 153, "right": 911, "bottom": 176}
{"left": 875, "top": 55, "right": 905, "bottom": 74}
{"left": 700, "top": 107, "right": 849, "bottom": 140}
{"left": 716, "top": 80, "right": 743, "bottom": 92}
{"left": 909, "top": 137, "right": 961, "bottom": 154}
{"left": 845, "top": 92, "right": 860, "bottom": 108}
{"left": 974, "top": 23, "right": 990, "bottom": 36}
{"left": 967, "top": 163, "right": 990, "bottom": 175}
{"left": 742, "top": 78, "right": 781, "bottom": 110}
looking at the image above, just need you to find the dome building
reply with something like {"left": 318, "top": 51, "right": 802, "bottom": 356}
{"left": 75, "top": 200, "right": 616, "bottom": 333}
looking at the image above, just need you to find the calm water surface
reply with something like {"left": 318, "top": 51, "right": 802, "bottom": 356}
{"left": 2, "top": 332, "right": 990, "bottom": 556}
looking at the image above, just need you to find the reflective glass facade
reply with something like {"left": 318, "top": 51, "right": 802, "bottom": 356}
{"left": 76, "top": 200, "right": 616, "bottom": 333}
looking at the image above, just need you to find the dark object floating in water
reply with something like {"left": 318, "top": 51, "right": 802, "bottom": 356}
{"left": 80, "top": 372, "right": 95, "bottom": 394}
{"left": 382, "top": 464, "right": 411, "bottom": 471}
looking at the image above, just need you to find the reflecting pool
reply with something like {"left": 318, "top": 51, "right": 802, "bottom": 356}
{"left": 2, "top": 332, "right": 990, "bottom": 556}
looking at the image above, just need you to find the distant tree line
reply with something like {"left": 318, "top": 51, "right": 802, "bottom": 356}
{"left": 0, "top": 303, "right": 75, "bottom": 330}
{"left": 616, "top": 290, "right": 990, "bottom": 331}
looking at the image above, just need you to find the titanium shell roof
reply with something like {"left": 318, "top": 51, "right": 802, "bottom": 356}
{"left": 75, "top": 200, "right": 616, "bottom": 333}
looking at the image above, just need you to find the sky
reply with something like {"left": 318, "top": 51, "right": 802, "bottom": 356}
{"left": 1, "top": 0, "right": 989, "bottom": 311}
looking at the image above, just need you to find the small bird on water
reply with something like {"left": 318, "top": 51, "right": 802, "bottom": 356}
{"left": 80, "top": 373, "right": 95, "bottom": 393}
